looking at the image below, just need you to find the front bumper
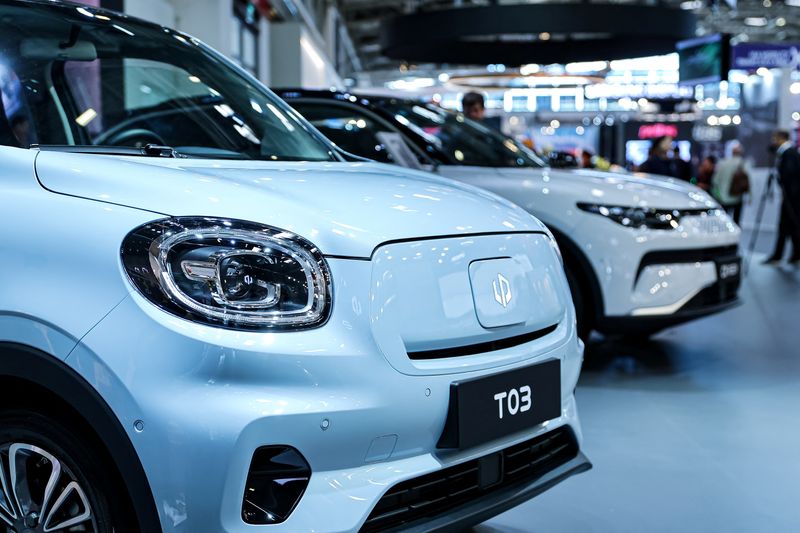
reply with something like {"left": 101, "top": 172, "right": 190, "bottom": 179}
{"left": 574, "top": 210, "right": 741, "bottom": 327}
{"left": 599, "top": 245, "right": 741, "bottom": 334}
{"left": 68, "top": 256, "right": 585, "bottom": 532}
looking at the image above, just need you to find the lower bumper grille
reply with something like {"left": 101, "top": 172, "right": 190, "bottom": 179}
{"left": 360, "top": 426, "right": 578, "bottom": 532}
{"left": 683, "top": 276, "right": 740, "bottom": 311}
{"left": 635, "top": 244, "right": 739, "bottom": 283}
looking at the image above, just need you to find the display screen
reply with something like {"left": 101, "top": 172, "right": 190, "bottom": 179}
{"left": 626, "top": 140, "right": 690, "bottom": 166}
{"left": 677, "top": 34, "right": 730, "bottom": 85}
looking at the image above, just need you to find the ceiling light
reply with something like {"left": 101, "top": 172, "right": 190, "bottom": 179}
{"left": 793, "top": 112, "right": 800, "bottom": 121}
{"left": 539, "top": 32, "right": 551, "bottom": 41}
{"left": 763, "top": 0, "right": 772, "bottom": 6}
{"left": 791, "top": 82, "right": 800, "bottom": 94}
{"left": 565, "top": 61, "right": 608, "bottom": 73}
{"left": 776, "top": 17, "right": 787, "bottom": 27}
{"left": 386, "top": 77, "right": 435, "bottom": 90}
{"left": 680, "top": 0, "right": 702, "bottom": 9}
{"left": 787, "top": 0, "right": 800, "bottom": 6}
{"left": 438, "top": 73, "right": 450, "bottom": 83}
{"left": 719, "top": 115, "right": 732, "bottom": 126}
{"left": 732, "top": 115, "right": 742, "bottom": 125}
{"left": 745, "top": 17, "right": 768, "bottom": 26}
{"left": 757, "top": 67, "right": 771, "bottom": 76}
{"left": 609, "top": 54, "right": 679, "bottom": 71}
{"left": 523, "top": 75, "right": 591, "bottom": 86}
{"left": 520, "top": 64, "right": 540, "bottom": 75}
{"left": 707, "top": 115, "right": 719, "bottom": 126}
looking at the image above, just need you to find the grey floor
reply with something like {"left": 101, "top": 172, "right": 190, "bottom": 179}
{"left": 476, "top": 227, "right": 800, "bottom": 533}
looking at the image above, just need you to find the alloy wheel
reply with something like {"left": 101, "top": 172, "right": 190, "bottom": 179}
{"left": 0, "top": 443, "right": 97, "bottom": 532}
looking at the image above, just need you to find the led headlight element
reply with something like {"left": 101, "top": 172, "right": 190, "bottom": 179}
{"left": 122, "top": 217, "right": 331, "bottom": 330}
{"left": 577, "top": 203, "right": 722, "bottom": 230}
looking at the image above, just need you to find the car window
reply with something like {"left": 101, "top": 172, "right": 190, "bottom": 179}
{"left": 0, "top": 62, "right": 36, "bottom": 147}
{"left": 376, "top": 100, "right": 547, "bottom": 168}
{"left": 0, "top": 2, "right": 335, "bottom": 162}
{"left": 291, "top": 102, "right": 395, "bottom": 163}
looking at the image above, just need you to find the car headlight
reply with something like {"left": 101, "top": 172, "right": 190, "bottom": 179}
{"left": 577, "top": 203, "right": 722, "bottom": 230}
{"left": 121, "top": 217, "right": 331, "bottom": 330}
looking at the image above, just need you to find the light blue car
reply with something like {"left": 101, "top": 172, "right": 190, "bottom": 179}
{"left": 0, "top": 1, "right": 589, "bottom": 531}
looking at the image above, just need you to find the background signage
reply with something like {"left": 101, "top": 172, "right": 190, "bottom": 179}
{"left": 731, "top": 43, "right": 800, "bottom": 70}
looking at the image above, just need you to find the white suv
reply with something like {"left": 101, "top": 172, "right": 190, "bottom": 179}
{"left": 281, "top": 90, "right": 742, "bottom": 338}
{"left": 0, "top": 2, "right": 588, "bottom": 531}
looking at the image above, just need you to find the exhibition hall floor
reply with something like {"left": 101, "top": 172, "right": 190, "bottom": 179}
{"left": 478, "top": 244, "right": 800, "bottom": 532}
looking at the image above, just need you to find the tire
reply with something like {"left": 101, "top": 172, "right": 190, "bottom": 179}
{"left": 0, "top": 409, "right": 122, "bottom": 533}
{"left": 564, "top": 266, "right": 591, "bottom": 340}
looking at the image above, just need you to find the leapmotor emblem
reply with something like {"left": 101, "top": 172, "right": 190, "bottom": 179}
{"left": 493, "top": 273, "right": 512, "bottom": 308}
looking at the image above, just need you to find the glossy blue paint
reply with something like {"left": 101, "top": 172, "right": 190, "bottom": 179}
{"left": 1, "top": 141, "right": 584, "bottom": 531}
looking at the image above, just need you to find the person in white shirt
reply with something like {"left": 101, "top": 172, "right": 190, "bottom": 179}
{"left": 712, "top": 141, "right": 749, "bottom": 224}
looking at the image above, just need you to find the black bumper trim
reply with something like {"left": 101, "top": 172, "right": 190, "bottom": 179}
{"left": 365, "top": 452, "right": 591, "bottom": 533}
{"left": 599, "top": 297, "right": 741, "bottom": 335}
{"left": 360, "top": 427, "right": 588, "bottom": 532}
{"left": 635, "top": 245, "right": 739, "bottom": 283}
{"left": 407, "top": 324, "right": 558, "bottom": 360}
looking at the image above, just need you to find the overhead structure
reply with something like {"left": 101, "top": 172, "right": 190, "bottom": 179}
{"left": 379, "top": 3, "right": 697, "bottom": 65}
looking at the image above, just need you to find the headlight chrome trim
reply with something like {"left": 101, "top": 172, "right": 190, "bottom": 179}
{"left": 122, "top": 217, "right": 332, "bottom": 331}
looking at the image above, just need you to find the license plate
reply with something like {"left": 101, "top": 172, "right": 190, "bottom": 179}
{"left": 717, "top": 257, "right": 741, "bottom": 281}
{"left": 437, "top": 359, "right": 561, "bottom": 449}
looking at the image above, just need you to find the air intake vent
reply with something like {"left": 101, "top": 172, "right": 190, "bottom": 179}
{"left": 360, "top": 426, "right": 578, "bottom": 532}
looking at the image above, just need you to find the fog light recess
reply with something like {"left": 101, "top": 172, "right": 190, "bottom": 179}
{"left": 241, "top": 446, "right": 311, "bottom": 525}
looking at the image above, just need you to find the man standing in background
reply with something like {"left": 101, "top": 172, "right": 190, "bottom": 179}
{"left": 462, "top": 92, "right": 486, "bottom": 122}
{"left": 764, "top": 130, "right": 800, "bottom": 265}
{"left": 461, "top": 91, "right": 502, "bottom": 131}
{"left": 712, "top": 142, "right": 749, "bottom": 224}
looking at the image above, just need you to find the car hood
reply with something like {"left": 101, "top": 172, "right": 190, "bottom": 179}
{"left": 35, "top": 152, "right": 544, "bottom": 258}
{"left": 495, "top": 167, "right": 719, "bottom": 210}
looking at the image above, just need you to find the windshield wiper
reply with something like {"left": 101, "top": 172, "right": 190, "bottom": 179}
{"left": 34, "top": 144, "right": 182, "bottom": 158}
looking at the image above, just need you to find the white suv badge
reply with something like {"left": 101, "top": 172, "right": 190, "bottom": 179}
{"left": 493, "top": 273, "right": 512, "bottom": 308}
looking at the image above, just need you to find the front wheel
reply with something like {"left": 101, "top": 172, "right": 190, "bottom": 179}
{"left": 0, "top": 410, "right": 119, "bottom": 533}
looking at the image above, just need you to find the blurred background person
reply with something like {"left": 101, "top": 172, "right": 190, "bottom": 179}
{"left": 695, "top": 154, "right": 717, "bottom": 192}
{"left": 639, "top": 136, "right": 676, "bottom": 177}
{"left": 580, "top": 149, "right": 595, "bottom": 169}
{"left": 461, "top": 91, "right": 485, "bottom": 122}
{"left": 460, "top": 91, "right": 502, "bottom": 130}
{"left": 712, "top": 142, "right": 749, "bottom": 224}
{"left": 672, "top": 143, "right": 692, "bottom": 182}
{"left": 764, "top": 130, "right": 800, "bottom": 265}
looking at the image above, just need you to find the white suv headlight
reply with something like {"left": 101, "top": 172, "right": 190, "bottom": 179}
{"left": 577, "top": 203, "right": 725, "bottom": 230}
{"left": 122, "top": 217, "right": 332, "bottom": 330}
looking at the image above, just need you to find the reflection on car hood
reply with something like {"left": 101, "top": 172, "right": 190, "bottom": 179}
{"left": 35, "top": 153, "right": 545, "bottom": 258}
{"left": 496, "top": 167, "right": 719, "bottom": 210}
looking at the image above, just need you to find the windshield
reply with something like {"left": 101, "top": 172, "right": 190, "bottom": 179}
{"left": 375, "top": 100, "right": 546, "bottom": 168}
{"left": 0, "top": 1, "right": 335, "bottom": 161}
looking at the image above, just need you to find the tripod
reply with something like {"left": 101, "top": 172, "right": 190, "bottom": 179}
{"left": 744, "top": 169, "right": 776, "bottom": 275}
{"left": 745, "top": 167, "right": 800, "bottom": 274}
